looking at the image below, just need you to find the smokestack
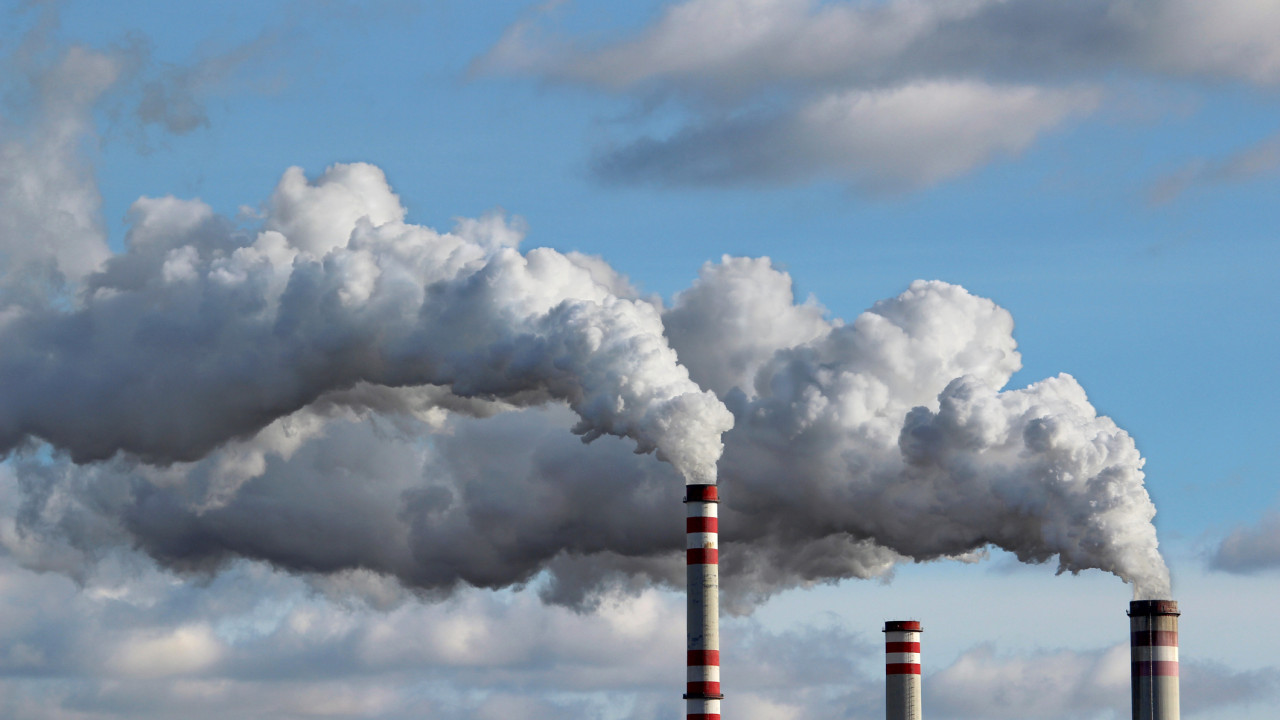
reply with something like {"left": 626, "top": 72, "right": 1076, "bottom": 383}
{"left": 685, "top": 483, "right": 722, "bottom": 720}
{"left": 1129, "top": 600, "right": 1180, "bottom": 720}
{"left": 884, "top": 620, "right": 922, "bottom": 720}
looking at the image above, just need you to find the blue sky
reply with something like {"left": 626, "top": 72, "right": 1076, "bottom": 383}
{"left": 1, "top": 1, "right": 1279, "bottom": 718}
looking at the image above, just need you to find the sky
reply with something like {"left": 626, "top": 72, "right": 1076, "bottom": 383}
{"left": 0, "top": 0, "right": 1278, "bottom": 718}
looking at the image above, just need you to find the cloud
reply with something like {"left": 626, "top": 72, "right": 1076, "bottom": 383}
{"left": 930, "top": 643, "right": 1279, "bottom": 719}
{"left": 477, "top": 0, "right": 1280, "bottom": 190}
{"left": 110, "top": 625, "right": 225, "bottom": 679}
{"left": 0, "top": 544, "right": 1271, "bottom": 720}
{"left": 0, "top": 549, "right": 878, "bottom": 719}
{"left": 133, "top": 25, "right": 282, "bottom": 136}
{"left": 930, "top": 643, "right": 1128, "bottom": 719}
{"left": 0, "top": 1, "right": 300, "bottom": 306}
{"left": 594, "top": 81, "right": 1100, "bottom": 190}
{"left": 0, "top": 550, "right": 863, "bottom": 720}
{"left": 1209, "top": 511, "right": 1280, "bottom": 573}
{"left": 483, "top": 0, "right": 1280, "bottom": 92}
{"left": 0, "top": 553, "right": 687, "bottom": 719}
{"left": 1181, "top": 659, "right": 1280, "bottom": 716}
{"left": 0, "top": 38, "right": 116, "bottom": 304}
{"left": 1148, "top": 130, "right": 1280, "bottom": 203}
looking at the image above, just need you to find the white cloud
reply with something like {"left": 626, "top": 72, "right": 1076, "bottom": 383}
{"left": 930, "top": 643, "right": 1128, "bottom": 719}
{"left": 484, "top": 0, "right": 1280, "bottom": 91}
{"left": 0, "top": 544, "right": 1275, "bottom": 719}
{"left": 478, "top": 0, "right": 1280, "bottom": 190}
{"left": 1143, "top": 0, "right": 1280, "bottom": 85}
{"left": 929, "top": 641, "right": 1279, "bottom": 720}
{"left": 795, "top": 82, "right": 1100, "bottom": 189}
{"left": 0, "top": 43, "right": 115, "bottom": 303}
{"left": 595, "top": 81, "right": 1100, "bottom": 190}
{"left": 110, "top": 625, "right": 226, "bottom": 679}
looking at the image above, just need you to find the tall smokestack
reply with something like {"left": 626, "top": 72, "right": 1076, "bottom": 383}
{"left": 884, "top": 620, "right": 922, "bottom": 720}
{"left": 685, "top": 483, "right": 722, "bottom": 720}
{"left": 1130, "top": 600, "right": 1180, "bottom": 720}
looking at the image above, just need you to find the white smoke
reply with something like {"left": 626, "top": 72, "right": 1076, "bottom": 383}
{"left": 668, "top": 259, "right": 1170, "bottom": 600}
{"left": 0, "top": 163, "right": 733, "bottom": 486}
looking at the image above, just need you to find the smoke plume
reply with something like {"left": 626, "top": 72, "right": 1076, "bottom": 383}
{"left": 668, "top": 259, "right": 1170, "bottom": 601}
{"left": 0, "top": 59, "right": 1169, "bottom": 602}
{"left": 0, "top": 163, "right": 732, "bottom": 486}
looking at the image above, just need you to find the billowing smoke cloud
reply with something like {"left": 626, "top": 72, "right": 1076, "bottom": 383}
{"left": 0, "top": 163, "right": 733, "bottom": 485}
{"left": 669, "top": 259, "right": 1170, "bottom": 600}
{"left": 0, "top": 163, "right": 1170, "bottom": 603}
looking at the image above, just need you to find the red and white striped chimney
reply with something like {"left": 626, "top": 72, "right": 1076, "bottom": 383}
{"left": 685, "top": 483, "right": 721, "bottom": 720}
{"left": 1129, "top": 600, "right": 1179, "bottom": 720}
{"left": 884, "top": 620, "right": 922, "bottom": 720}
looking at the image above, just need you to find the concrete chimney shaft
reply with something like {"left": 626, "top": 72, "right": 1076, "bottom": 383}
{"left": 685, "top": 484, "right": 721, "bottom": 720}
{"left": 884, "top": 620, "right": 922, "bottom": 720}
{"left": 1130, "top": 600, "right": 1179, "bottom": 720}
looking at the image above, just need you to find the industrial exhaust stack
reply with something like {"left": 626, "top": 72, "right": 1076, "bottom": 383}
{"left": 1129, "top": 600, "right": 1180, "bottom": 720}
{"left": 685, "top": 483, "right": 722, "bottom": 720}
{"left": 884, "top": 620, "right": 923, "bottom": 720}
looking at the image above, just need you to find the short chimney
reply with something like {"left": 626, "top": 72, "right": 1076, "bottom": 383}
{"left": 1129, "top": 600, "right": 1179, "bottom": 720}
{"left": 884, "top": 620, "right": 922, "bottom": 720}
